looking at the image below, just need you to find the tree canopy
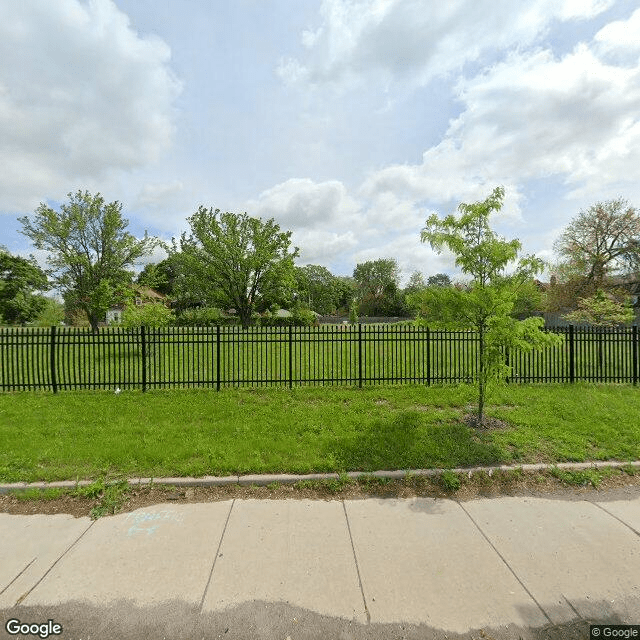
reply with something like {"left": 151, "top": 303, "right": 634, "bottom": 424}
{"left": 0, "top": 248, "right": 49, "bottom": 325}
{"left": 554, "top": 199, "right": 640, "bottom": 283}
{"left": 19, "top": 191, "right": 157, "bottom": 331}
{"left": 353, "top": 258, "right": 406, "bottom": 316}
{"left": 294, "top": 264, "right": 341, "bottom": 314}
{"left": 176, "top": 207, "right": 299, "bottom": 327}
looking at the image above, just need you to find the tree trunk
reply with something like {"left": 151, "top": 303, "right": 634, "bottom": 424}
{"left": 478, "top": 327, "right": 485, "bottom": 426}
{"left": 238, "top": 308, "right": 252, "bottom": 329}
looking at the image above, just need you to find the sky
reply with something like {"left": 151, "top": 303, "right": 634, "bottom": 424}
{"left": 2, "top": 0, "right": 640, "bottom": 285}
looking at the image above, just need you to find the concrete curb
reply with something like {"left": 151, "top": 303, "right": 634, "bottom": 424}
{"left": 1, "top": 460, "right": 640, "bottom": 494}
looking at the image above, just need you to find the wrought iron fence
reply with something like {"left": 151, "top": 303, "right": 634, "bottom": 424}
{"left": 0, "top": 324, "right": 638, "bottom": 392}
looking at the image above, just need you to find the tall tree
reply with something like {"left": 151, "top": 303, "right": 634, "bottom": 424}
{"left": 294, "top": 264, "right": 340, "bottom": 314}
{"left": 177, "top": 207, "right": 299, "bottom": 328}
{"left": 427, "top": 273, "right": 452, "bottom": 288}
{"left": 0, "top": 248, "right": 49, "bottom": 324}
{"left": 552, "top": 199, "right": 640, "bottom": 308}
{"left": 19, "top": 191, "right": 157, "bottom": 331}
{"left": 353, "top": 258, "right": 405, "bottom": 316}
{"left": 420, "top": 187, "right": 562, "bottom": 426}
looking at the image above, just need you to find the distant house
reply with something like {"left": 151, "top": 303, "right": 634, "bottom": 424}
{"left": 105, "top": 286, "right": 168, "bottom": 325}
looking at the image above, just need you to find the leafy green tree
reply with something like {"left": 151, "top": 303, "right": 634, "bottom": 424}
{"left": 420, "top": 186, "right": 562, "bottom": 426}
{"left": 176, "top": 207, "right": 299, "bottom": 328}
{"left": 0, "top": 248, "right": 49, "bottom": 324}
{"left": 19, "top": 191, "right": 158, "bottom": 332}
{"left": 334, "top": 276, "right": 357, "bottom": 314}
{"left": 555, "top": 199, "right": 640, "bottom": 282}
{"left": 427, "top": 273, "right": 452, "bottom": 288}
{"left": 294, "top": 264, "right": 340, "bottom": 314}
{"left": 136, "top": 258, "right": 179, "bottom": 296}
{"left": 551, "top": 199, "right": 640, "bottom": 310}
{"left": 33, "top": 297, "right": 65, "bottom": 327}
{"left": 563, "top": 289, "right": 634, "bottom": 328}
{"left": 353, "top": 258, "right": 406, "bottom": 316}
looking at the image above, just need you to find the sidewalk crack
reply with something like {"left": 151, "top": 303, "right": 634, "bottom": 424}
{"left": 15, "top": 519, "right": 95, "bottom": 607}
{"left": 587, "top": 499, "right": 640, "bottom": 538}
{"left": 456, "top": 501, "right": 552, "bottom": 625}
{"left": 342, "top": 500, "right": 370, "bottom": 625}
{"left": 199, "top": 498, "right": 235, "bottom": 612}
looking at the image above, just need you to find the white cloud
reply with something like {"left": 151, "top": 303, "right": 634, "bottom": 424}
{"left": 278, "top": 0, "right": 613, "bottom": 89}
{"left": 594, "top": 7, "right": 640, "bottom": 63}
{"left": 247, "top": 178, "right": 363, "bottom": 229}
{"left": 0, "top": 0, "right": 181, "bottom": 212}
{"left": 361, "top": 35, "right": 640, "bottom": 210}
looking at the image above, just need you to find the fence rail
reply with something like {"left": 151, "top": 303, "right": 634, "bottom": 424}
{"left": 1, "top": 324, "right": 638, "bottom": 392}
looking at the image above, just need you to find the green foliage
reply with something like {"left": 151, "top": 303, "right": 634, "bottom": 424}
{"left": 19, "top": 191, "right": 158, "bottom": 332}
{"left": 177, "top": 208, "right": 299, "bottom": 328}
{"left": 175, "top": 306, "right": 230, "bottom": 326}
{"left": 120, "top": 302, "right": 175, "bottom": 328}
{"left": 427, "top": 273, "right": 452, "bottom": 288}
{"left": 353, "top": 258, "right": 406, "bottom": 316}
{"left": 562, "top": 289, "right": 634, "bottom": 327}
{"left": 294, "top": 264, "right": 341, "bottom": 314}
{"left": 33, "top": 297, "right": 65, "bottom": 327}
{"left": 550, "top": 467, "right": 608, "bottom": 488}
{"left": 440, "top": 470, "right": 461, "bottom": 491}
{"left": 420, "top": 186, "right": 563, "bottom": 424}
{"left": 349, "top": 302, "right": 358, "bottom": 324}
{"left": 554, "top": 199, "right": 640, "bottom": 283}
{"left": 334, "top": 276, "right": 357, "bottom": 314}
{"left": 0, "top": 249, "right": 49, "bottom": 324}
{"left": 136, "top": 258, "right": 178, "bottom": 296}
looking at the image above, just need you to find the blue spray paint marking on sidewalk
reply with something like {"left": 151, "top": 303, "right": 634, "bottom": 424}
{"left": 124, "top": 509, "right": 184, "bottom": 537}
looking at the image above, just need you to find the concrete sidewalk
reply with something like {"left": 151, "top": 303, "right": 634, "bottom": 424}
{"left": 1, "top": 494, "right": 639, "bottom": 639}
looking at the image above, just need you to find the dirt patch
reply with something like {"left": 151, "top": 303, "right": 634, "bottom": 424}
{"left": 2, "top": 469, "right": 640, "bottom": 518}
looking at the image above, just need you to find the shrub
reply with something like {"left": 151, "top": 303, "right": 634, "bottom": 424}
{"left": 121, "top": 302, "right": 174, "bottom": 327}
{"left": 175, "top": 307, "right": 237, "bottom": 326}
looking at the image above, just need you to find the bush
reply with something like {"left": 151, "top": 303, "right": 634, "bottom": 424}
{"left": 175, "top": 307, "right": 237, "bottom": 326}
{"left": 120, "top": 302, "right": 174, "bottom": 328}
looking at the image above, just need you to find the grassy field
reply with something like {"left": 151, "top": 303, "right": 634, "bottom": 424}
{"left": 1, "top": 383, "right": 639, "bottom": 483}
{"left": 1, "top": 324, "right": 638, "bottom": 391}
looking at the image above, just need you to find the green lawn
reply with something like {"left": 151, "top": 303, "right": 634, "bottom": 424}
{"left": 0, "top": 383, "right": 638, "bottom": 483}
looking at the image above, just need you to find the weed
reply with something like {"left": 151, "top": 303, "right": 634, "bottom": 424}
{"left": 550, "top": 467, "right": 604, "bottom": 488}
{"left": 621, "top": 464, "right": 638, "bottom": 476}
{"left": 357, "top": 474, "right": 392, "bottom": 489}
{"left": 440, "top": 470, "right": 461, "bottom": 491}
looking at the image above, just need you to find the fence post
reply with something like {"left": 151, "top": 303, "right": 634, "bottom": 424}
{"left": 358, "top": 324, "right": 363, "bottom": 388}
{"left": 426, "top": 327, "right": 431, "bottom": 386}
{"left": 216, "top": 325, "right": 221, "bottom": 391}
{"left": 50, "top": 325, "right": 57, "bottom": 394}
{"left": 505, "top": 346, "right": 510, "bottom": 384}
{"left": 569, "top": 324, "right": 575, "bottom": 383}
{"left": 288, "top": 325, "right": 293, "bottom": 389}
{"left": 633, "top": 325, "right": 638, "bottom": 386}
{"left": 141, "top": 326, "right": 147, "bottom": 392}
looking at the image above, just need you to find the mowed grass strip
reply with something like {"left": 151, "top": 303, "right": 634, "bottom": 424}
{"left": 0, "top": 383, "right": 639, "bottom": 483}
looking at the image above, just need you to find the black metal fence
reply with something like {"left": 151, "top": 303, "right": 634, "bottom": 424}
{"left": 1, "top": 324, "right": 638, "bottom": 392}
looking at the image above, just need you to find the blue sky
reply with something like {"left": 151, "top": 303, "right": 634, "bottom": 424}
{"left": 2, "top": 0, "right": 640, "bottom": 284}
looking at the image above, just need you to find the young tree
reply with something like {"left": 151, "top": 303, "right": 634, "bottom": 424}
{"left": 0, "top": 248, "right": 49, "bottom": 324}
{"left": 176, "top": 207, "right": 299, "bottom": 328}
{"left": 420, "top": 186, "right": 562, "bottom": 427}
{"left": 19, "top": 191, "right": 158, "bottom": 332}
